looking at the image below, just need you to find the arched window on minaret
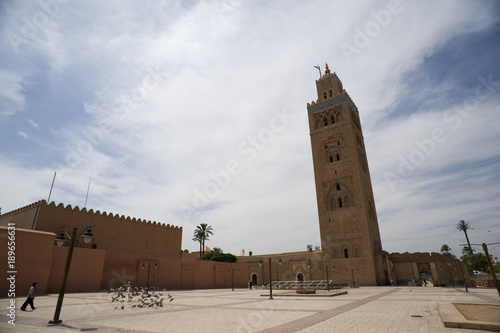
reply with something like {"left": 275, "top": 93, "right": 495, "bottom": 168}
{"left": 330, "top": 115, "right": 335, "bottom": 124}
{"left": 338, "top": 198, "right": 343, "bottom": 208}
{"left": 344, "top": 249, "right": 349, "bottom": 258}
{"left": 323, "top": 92, "right": 327, "bottom": 100}
{"left": 323, "top": 118, "right": 328, "bottom": 126}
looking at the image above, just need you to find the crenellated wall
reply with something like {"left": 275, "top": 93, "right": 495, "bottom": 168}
{"left": 388, "top": 252, "right": 470, "bottom": 286}
{"left": 0, "top": 200, "right": 183, "bottom": 258}
{"left": 0, "top": 201, "right": 41, "bottom": 229}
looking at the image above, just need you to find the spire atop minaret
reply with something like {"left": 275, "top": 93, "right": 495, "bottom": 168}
{"left": 324, "top": 63, "right": 331, "bottom": 75}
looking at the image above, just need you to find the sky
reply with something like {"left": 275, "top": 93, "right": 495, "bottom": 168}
{"left": 1, "top": 0, "right": 499, "bottom": 260}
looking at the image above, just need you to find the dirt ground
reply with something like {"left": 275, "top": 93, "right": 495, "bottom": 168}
{"left": 453, "top": 303, "right": 500, "bottom": 323}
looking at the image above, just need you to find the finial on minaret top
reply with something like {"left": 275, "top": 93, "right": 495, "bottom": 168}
{"left": 324, "top": 63, "right": 330, "bottom": 75}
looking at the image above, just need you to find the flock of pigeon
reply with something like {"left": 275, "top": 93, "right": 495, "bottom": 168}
{"left": 107, "top": 281, "right": 174, "bottom": 310}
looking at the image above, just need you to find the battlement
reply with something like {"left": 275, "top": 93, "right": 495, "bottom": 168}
{"left": 0, "top": 200, "right": 41, "bottom": 218}
{"left": 1, "top": 200, "right": 181, "bottom": 231}
{"left": 389, "top": 252, "right": 453, "bottom": 262}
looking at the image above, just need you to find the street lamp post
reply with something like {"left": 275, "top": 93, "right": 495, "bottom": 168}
{"left": 482, "top": 243, "right": 500, "bottom": 298}
{"left": 277, "top": 258, "right": 282, "bottom": 283}
{"left": 231, "top": 268, "right": 234, "bottom": 291}
{"left": 462, "top": 242, "right": 500, "bottom": 298}
{"left": 457, "top": 261, "right": 468, "bottom": 292}
{"left": 49, "top": 226, "right": 94, "bottom": 324}
{"left": 325, "top": 266, "right": 330, "bottom": 291}
{"left": 268, "top": 258, "right": 273, "bottom": 299}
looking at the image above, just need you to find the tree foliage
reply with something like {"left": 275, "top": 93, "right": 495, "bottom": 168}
{"left": 192, "top": 230, "right": 203, "bottom": 256}
{"left": 200, "top": 248, "right": 237, "bottom": 262}
{"left": 457, "top": 220, "right": 473, "bottom": 255}
{"left": 193, "top": 223, "right": 214, "bottom": 257}
{"left": 440, "top": 244, "right": 456, "bottom": 259}
{"left": 460, "top": 252, "right": 488, "bottom": 272}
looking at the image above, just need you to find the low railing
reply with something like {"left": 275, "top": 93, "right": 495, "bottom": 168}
{"left": 260, "top": 280, "right": 346, "bottom": 290}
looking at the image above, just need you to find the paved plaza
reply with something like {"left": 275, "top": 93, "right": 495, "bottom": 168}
{"left": 2, "top": 286, "right": 499, "bottom": 332}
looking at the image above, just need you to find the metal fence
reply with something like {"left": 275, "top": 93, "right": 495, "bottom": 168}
{"left": 260, "top": 280, "right": 347, "bottom": 290}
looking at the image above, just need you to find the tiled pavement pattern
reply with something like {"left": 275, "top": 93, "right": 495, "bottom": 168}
{"left": 1, "top": 286, "right": 498, "bottom": 332}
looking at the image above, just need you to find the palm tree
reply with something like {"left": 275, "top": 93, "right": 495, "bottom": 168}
{"left": 440, "top": 244, "right": 456, "bottom": 259}
{"left": 440, "top": 244, "right": 452, "bottom": 253}
{"left": 192, "top": 229, "right": 203, "bottom": 257}
{"left": 457, "top": 220, "right": 473, "bottom": 255}
{"left": 194, "top": 223, "right": 213, "bottom": 256}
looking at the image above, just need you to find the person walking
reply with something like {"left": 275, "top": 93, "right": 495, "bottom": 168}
{"left": 20, "top": 282, "right": 37, "bottom": 311}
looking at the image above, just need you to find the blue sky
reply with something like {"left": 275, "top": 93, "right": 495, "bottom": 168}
{"left": 1, "top": 0, "right": 499, "bottom": 260}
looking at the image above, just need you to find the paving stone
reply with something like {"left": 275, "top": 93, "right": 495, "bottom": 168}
{"left": 1, "top": 287, "right": 498, "bottom": 332}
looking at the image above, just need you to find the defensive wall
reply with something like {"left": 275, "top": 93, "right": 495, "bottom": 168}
{"left": 0, "top": 201, "right": 249, "bottom": 296}
{"left": 0, "top": 200, "right": 182, "bottom": 257}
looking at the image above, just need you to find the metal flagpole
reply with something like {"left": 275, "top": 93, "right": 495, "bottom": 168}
{"left": 47, "top": 171, "right": 57, "bottom": 202}
{"left": 84, "top": 170, "right": 92, "bottom": 208}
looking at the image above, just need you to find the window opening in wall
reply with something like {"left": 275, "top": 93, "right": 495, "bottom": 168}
{"left": 329, "top": 156, "right": 333, "bottom": 163}
{"left": 324, "top": 118, "right": 328, "bottom": 126}
{"left": 331, "top": 116, "right": 335, "bottom": 124}
{"left": 336, "top": 183, "right": 340, "bottom": 190}
{"left": 336, "top": 154, "right": 340, "bottom": 161}
{"left": 344, "top": 249, "right": 349, "bottom": 258}
{"left": 323, "top": 92, "right": 327, "bottom": 99}
{"left": 335, "top": 170, "right": 337, "bottom": 175}
{"left": 329, "top": 90, "right": 333, "bottom": 97}
{"left": 338, "top": 198, "right": 343, "bottom": 208}
{"left": 337, "top": 141, "right": 340, "bottom": 145}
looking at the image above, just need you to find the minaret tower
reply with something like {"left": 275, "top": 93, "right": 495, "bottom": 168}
{"left": 307, "top": 64, "right": 385, "bottom": 285}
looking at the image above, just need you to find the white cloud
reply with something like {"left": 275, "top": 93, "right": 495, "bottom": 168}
{"left": 0, "top": 69, "right": 26, "bottom": 117}
{"left": 27, "top": 118, "right": 39, "bottom": 128}
{"left": 0, "top": 0, "right": 499, "bottom": 260}
{"left": 17, "top": 131, "right": 28, "bottom": 139}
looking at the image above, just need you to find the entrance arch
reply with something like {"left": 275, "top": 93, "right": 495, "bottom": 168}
{"left": 251, "top": 273, "right": 258, "bottom": 286}
{"left": 296, "top": 272, "right": 304, "bottom": 282}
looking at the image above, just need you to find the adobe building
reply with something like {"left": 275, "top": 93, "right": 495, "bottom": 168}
{"left": 0, "top": 201, "right": 248, "bottom": 295}
{"left": 237, "top": 64, "right": 468, "bottom": 288}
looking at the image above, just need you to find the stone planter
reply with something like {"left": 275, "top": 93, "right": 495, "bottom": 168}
{"left": 296, "top": 289, "right": 316, "bottom": 294}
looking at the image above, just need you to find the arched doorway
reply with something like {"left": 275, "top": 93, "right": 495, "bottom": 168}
{"left": 251, "top": 273, "right": 258, "bottom": 286}
{"left": 296, "top": 272, "right": 304, "bottom": 282}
